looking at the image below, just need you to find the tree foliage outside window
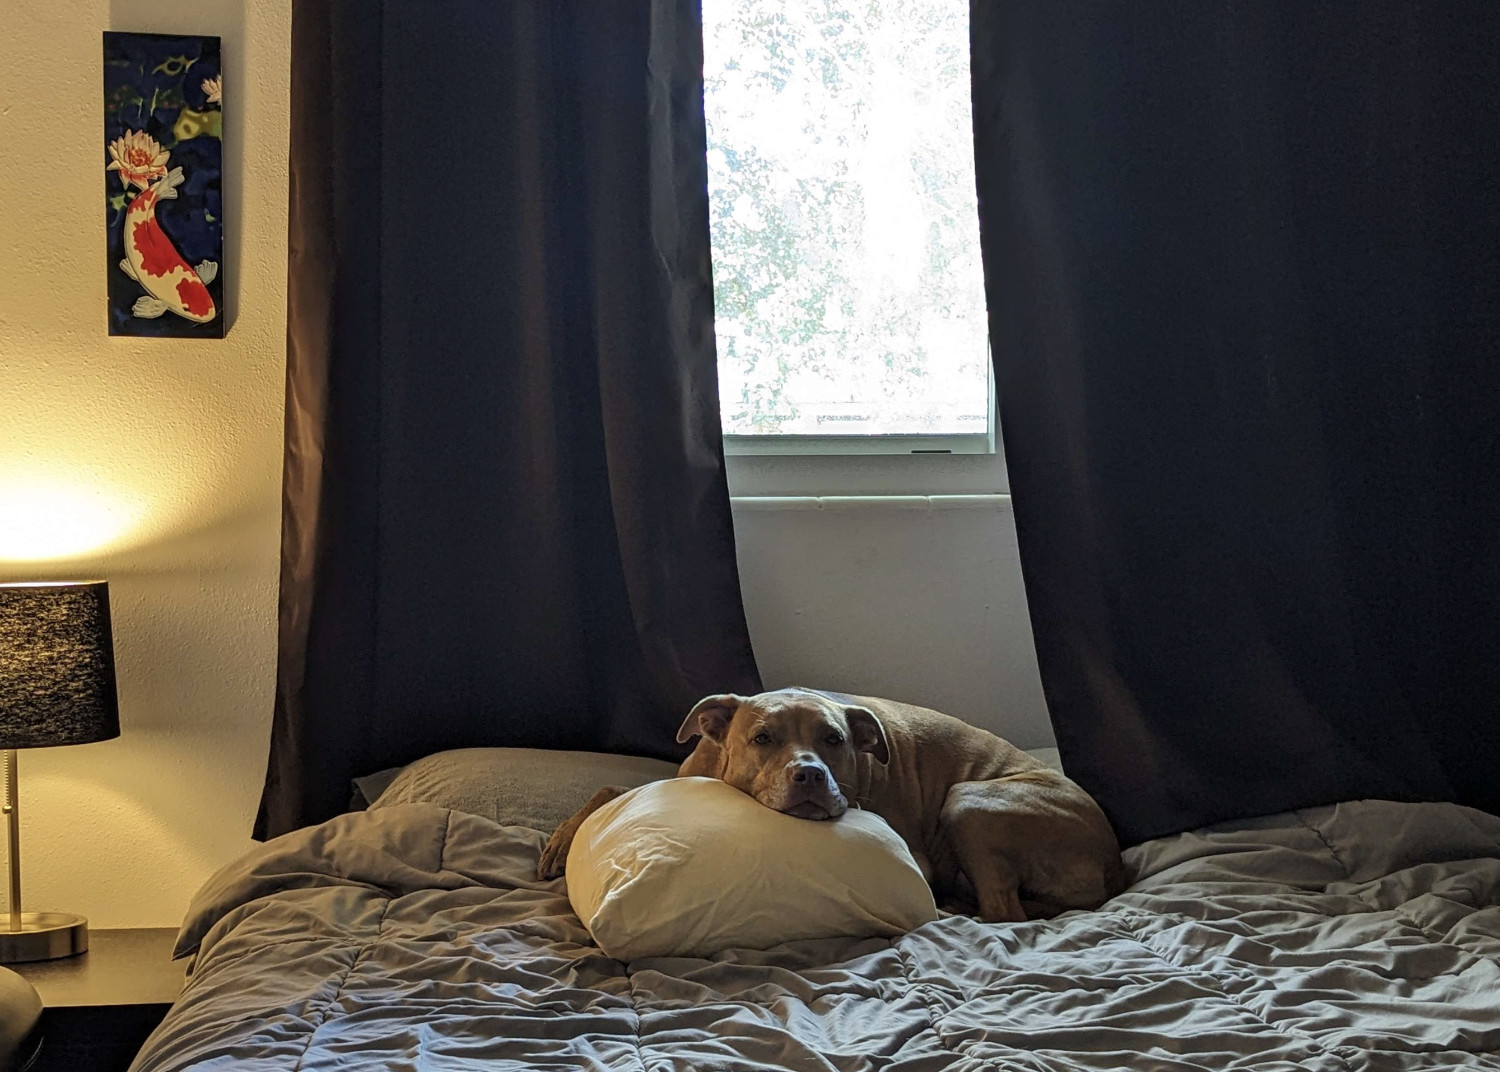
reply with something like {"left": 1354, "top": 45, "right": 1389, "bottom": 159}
{"left": 704, "top": 0, "right": 990, "bottom": 437}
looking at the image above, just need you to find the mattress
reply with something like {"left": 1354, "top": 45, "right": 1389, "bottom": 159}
{"left": 131, "top": 798, "right": 1500, "bottom": 1071}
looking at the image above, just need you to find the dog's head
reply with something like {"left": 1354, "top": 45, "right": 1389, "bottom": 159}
{"left": 676, "top": 688, "right": 890, "bottom": 819}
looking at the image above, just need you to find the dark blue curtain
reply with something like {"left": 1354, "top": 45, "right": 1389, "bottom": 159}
{"left": 258, "top": 0, "right": 761, "bottom": 837}
{"left": 974, "top": 2, "right": 1500, "bottom": 843}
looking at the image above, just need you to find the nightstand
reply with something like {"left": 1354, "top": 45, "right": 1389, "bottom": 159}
{"left": 11, "top": 927, "right": 185, "bottom": 1072}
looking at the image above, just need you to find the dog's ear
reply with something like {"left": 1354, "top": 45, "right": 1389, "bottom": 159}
{"left": 677, "top": 694, "right": 743, "bottom": 744}
{"left": 844, "top": 706, "right": 890, "bottom": 764}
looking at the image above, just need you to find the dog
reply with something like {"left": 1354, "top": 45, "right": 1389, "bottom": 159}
{"left": 539, "top": 687, "right": 1126, "bottom": 922}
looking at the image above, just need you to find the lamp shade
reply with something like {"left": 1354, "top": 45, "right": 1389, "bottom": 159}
{"left": 0, "top": 582, "right": 120, "bottom": 749}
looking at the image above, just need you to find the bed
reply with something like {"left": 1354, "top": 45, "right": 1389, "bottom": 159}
{"left": 129, "top": 778, "right": 1500, "bottom": 1072}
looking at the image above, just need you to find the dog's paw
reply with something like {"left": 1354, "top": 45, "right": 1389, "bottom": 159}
{"left": 537, "top": 832, "right": 572, "bottom": 881}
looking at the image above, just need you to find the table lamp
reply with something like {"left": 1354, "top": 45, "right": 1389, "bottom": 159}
{"left": 0, "top": 581, "right": 120, "bottom": 963}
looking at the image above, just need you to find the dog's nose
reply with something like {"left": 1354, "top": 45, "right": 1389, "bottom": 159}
{"left": 790, "top": 763, "right": 826, "bottom": 786}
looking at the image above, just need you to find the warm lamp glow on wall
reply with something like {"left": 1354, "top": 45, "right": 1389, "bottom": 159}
{"left": 0, "top": 477, "right": 146, "bottom": 562}
{"left": 0, "top": 581, "right": 121, "bottom": 962}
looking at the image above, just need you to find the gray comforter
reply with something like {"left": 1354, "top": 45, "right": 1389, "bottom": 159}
{"left": 132, "top": 799, "right": 1500, "bottom": 1071}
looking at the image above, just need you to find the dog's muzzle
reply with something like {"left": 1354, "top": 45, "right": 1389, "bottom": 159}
{"left": 769, "top": 760, "right": 847, "bottom": 820}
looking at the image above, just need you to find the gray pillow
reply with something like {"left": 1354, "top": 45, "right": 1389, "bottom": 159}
{"left": 349, "top": 766, "right": 405, "bottom": 810}
{"left": 366, "top": 747, "right": 680, "bottom": 833}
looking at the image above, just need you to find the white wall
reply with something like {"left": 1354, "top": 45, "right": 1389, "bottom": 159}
{"left": 0, "top": 0, "right": 1048, "bottom": 930}
{"left": 0, "top": 0, "right": 290, "bottom": 926}
{"left": 733, "top": 496, "right": 1053, "bottom": 749}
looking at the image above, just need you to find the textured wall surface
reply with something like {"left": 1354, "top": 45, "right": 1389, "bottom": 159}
{"left": 0, "top": 0, "right": 290, "bottom": 926}
{"left": 732, "top": 497, "right": 1052, "bottom": 749}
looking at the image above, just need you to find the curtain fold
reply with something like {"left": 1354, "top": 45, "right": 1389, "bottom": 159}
{"left": 258, "top": 0, "right": 761, "bottom": 838}
{"left": 973, "top": 2, "right": 1500, "bottom": 844}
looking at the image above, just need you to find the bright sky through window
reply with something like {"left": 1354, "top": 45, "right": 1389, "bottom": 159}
{"left": 704, "top": 0, "right": 991, "bottom": 438}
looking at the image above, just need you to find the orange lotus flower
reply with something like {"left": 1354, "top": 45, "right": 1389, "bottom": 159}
{"left": 202, "top": 75, "right": 222, "bottom": 105}
{"left": 106, "top": 130, "right": 170, "bottom": 189}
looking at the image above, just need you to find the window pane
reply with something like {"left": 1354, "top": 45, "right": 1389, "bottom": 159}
{"left": 705, "top": 0, "right": 990, "bottom": 438}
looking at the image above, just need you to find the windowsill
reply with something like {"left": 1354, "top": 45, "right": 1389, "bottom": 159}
{"left": 723, "top": 448, "right": 1008, "bottom": 498}
{"left": 723, "top": 432, "right": 993, "bottom": 457}
{"left": 729, "top": 493, "right": 1010, "bottom": 509}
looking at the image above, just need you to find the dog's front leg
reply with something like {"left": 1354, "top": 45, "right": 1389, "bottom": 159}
{"left": 537, "top": 785, "right": 628, "bottom": 880}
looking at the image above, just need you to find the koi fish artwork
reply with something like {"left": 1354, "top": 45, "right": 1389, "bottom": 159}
{"left": 118, "top": 167, "right": 218, "bottom": 322}
{"left": 103, "top": 32, "right": 224, "bottom": 338}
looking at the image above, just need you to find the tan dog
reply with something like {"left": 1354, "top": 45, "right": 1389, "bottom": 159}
{"left": 539, "top": 687, "right": 1125, "bottom": 922}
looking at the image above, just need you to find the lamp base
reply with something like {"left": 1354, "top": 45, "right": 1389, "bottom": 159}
{"left": 0, "top": 912, "right": 88, "bottom": 963}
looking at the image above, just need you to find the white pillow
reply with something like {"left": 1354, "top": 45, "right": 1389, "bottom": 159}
{"left": 566, "top": 776, "right": 938, "bottom": 960}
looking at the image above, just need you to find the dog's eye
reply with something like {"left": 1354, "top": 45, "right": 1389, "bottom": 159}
{"left": 751, "top": 731, "right": 772, "bottom": 746}
{"left": 825, "top": 732, "right": 845, "bottom": 746}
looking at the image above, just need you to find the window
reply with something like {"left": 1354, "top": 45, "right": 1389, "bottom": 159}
{"left": 704, "top": 0, "right": 992, "bottom": 458}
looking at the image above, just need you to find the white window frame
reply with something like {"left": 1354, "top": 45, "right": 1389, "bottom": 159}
{"left": 722, "top": 365, "right": 996, "bottom": 458}
{"left": 723, "top": 431, "right": 992, "bottom": 457}
{"left": 706, "top": 0, "right": 994, "bottom": 492}
{"left": 723, "top": 369, "right": 1006, "bottom": 498}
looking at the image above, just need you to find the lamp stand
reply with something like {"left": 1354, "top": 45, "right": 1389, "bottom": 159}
{"left": 0, "top": 750, "right": 88, "bottom": 963}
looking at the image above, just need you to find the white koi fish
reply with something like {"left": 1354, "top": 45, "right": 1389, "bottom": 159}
{"left": 118, "top": 166, "right": 218, "bottom": 323}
